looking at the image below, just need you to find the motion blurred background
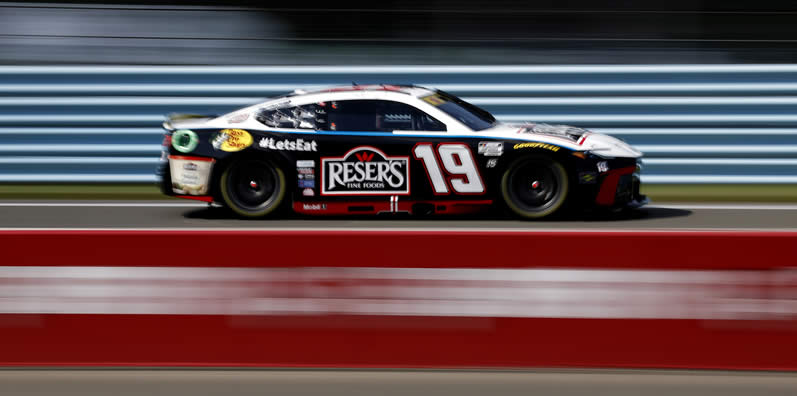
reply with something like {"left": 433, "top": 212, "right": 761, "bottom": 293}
{"left": 2, "top": 0, "right": 797, "bottom": 65}
{"left": 1, "top": 0, "right": 797, "bottom": 200}
{"left": 1, "top": 2, "right": 797, "bottom": 395}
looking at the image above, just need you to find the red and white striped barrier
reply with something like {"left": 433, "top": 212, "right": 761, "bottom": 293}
{"left": 1, "top": 229, "right": 796, "bottom": 369}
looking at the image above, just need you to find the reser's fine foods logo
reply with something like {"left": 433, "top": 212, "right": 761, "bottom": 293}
{"left": 321, "top": 146, "right": 409, "bottom": 195}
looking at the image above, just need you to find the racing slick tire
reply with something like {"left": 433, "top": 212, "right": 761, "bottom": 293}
{"left": 220, "top": 158, "right": 286, "bottom": 218}
{"left": 501, "top": 156, "right": 569, "bottom": 219}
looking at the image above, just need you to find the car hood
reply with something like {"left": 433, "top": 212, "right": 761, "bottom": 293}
{"left": 579, "top": 132, "right": 643, "bottom": 158}
{"left": 483, "top": 122, "right": 643, "bottom": 159}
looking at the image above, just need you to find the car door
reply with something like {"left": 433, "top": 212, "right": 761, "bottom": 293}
{"left": 317, "top": 98, "right": 488, "bottom": 206}
{"left": 380, "top": 100, "right": 488, "bottom": 200}
{"left": 318, "top": 99, "right": 414, "bottom": 198}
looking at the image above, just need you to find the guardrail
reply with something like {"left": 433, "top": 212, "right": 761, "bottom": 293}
{"left": 2, "top": 64, "right": 797, "bottom": 183}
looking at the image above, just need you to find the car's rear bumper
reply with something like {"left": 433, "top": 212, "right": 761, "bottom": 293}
{"left": 156, "top": 161, "right": 174, "bottom": 197}
{"left": 157, "top": 157, "right": 215, "bottom": 203}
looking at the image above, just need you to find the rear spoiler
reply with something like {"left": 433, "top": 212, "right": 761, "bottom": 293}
{"left": 162, "top": 113, "right": 218, "bottom": 131}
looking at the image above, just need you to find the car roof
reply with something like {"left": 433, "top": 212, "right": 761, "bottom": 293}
{"left": 289, "top": 84, "right": 436, "bottom": 99}
{"left": 224, "top": 85, "right": 442, "bottom": 121}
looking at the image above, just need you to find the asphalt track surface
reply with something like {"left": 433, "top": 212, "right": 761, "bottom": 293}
{"left": 2, "top": 202, "right": 796, "bottom": 394}
{"left": 1, "top": 370, "right": 797, "bottom": 396}
{"left": 1, "top": 201, "right": 797, "bottom": 230}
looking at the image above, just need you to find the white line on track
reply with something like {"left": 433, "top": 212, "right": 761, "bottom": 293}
{"left": 0, "top": 227, "right": 796, "bottom": 233}
{"left": 2, "top": 202, "right": 797, "bottom": 210}
{"left": 0, "top": 202, "right": 206, "bottom": 207}
{"left": 649, "top": 204, "right": 797, "bottom": 210}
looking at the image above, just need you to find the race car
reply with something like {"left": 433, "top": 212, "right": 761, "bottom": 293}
{"left": 158, "top": 85, "right": 646, "bottom": 219}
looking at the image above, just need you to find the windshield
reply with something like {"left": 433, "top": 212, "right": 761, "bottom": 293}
{"left": 420, "top": 90, "right": 496, "bottom": 131}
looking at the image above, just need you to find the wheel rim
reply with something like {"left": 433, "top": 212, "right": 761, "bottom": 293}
{"left": 227, "top": 160, "right": 279, "bottom": 211}
{"left": 507, "top": 161, "right": 561, "bottom": 212}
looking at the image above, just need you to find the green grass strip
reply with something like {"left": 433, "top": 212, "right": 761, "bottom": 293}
{"left": 0, "top": 184, "right": 169, "bottom": 200}
{"left": 642, "top": 184, "right": 797, "bottom": 203}
{"left": 0, "top": 183, "right": 796, "bottom": 202}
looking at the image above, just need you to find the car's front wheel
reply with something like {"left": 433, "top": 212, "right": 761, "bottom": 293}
{"left": 501, "top": 156, "right": 569, "bottom": 219}
{"left": 220, "top": 158, "right": 286, "bottom": 218}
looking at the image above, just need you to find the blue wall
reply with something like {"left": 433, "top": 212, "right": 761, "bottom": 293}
{"left": 1, "top": 65, "right": 796, "bottom": 183}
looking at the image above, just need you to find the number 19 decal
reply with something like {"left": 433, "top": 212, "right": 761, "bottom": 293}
{"left": 413, "top": 143, "right": 485, "bottom": 194}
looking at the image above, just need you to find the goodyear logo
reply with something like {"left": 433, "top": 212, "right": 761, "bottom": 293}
{"left": 211, "top": 129, "right": 253, "bottom": 152}
{"left": 513, "top": 142, "right": 561, "bottom": 152}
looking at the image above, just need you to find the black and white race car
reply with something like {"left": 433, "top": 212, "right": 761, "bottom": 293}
{"left": 159, "top": 85, "right": 646, "bottom": 219}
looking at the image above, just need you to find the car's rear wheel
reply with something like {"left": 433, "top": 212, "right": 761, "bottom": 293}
{"left": 220, "top": 159, "right": 286, "bottom": 218}
{"left": 501, "top": 156, "right": 569, "bottom": 219}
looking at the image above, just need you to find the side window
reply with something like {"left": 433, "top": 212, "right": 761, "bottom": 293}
{"left": 323, "top": 100, "right": 446, "bottom": 132}
{"left": 325, "top": 100, "right": 380, "bottom": 132}
{"left": 378, "top": 101, "right": 446, "bottom": 132}
{"left": 256, "top": 104, "right": 325, "bottom": 129}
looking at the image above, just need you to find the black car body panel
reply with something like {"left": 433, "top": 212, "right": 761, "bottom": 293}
{"left": 158, "top": 86, "right": 647, "bottom": 216}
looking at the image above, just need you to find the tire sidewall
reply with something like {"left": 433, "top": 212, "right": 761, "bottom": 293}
{"left": 220, "top": 159, "right": 286, "bottom": 218}
{"left": 501, "top": 156, "right": 569, "bottom": 219}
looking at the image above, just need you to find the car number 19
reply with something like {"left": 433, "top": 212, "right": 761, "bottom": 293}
{"left": 413, "top": 143, "right": 485, "bottom": 194}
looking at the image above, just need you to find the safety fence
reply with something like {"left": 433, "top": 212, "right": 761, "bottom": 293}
{"left": 1, "top": 229, "right": 796, "bottom": 369}
{"left": 1, "top": 64, "right": 797, "bottom": 183}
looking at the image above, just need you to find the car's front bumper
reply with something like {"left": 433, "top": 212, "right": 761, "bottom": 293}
{"left": 625, "top": 194, "right": 650, "bottom": 209}
{"left": 591, "top": 158, "right": 647, "bottom": 209}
